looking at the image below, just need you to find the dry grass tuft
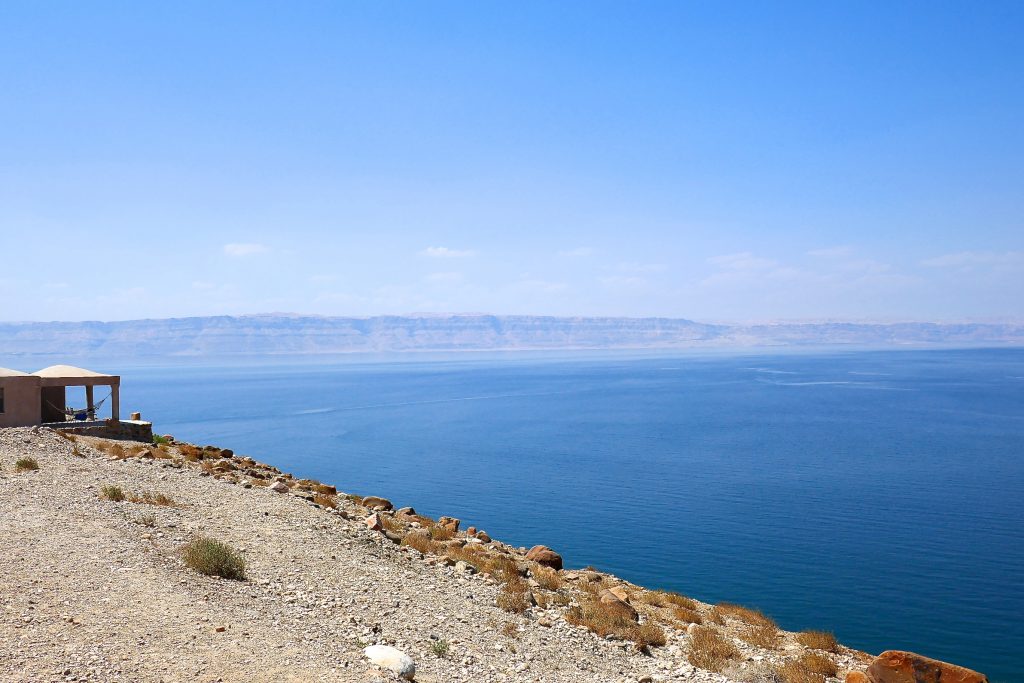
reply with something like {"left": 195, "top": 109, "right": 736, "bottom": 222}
{"left": 673, "top": 606, "right": 704, "bottom": 624}
{"left": 182, "top": 536, "right": 245, "bottom": 580}
{"left": 687, "top": 625, "right": 741, "bottom": 672}
{"left": 739, "top": 622, "right": 782, "bottom": 649}
{"left": 565, "top": 595, "right": 665, "bottom": 649}
{"left": 632, "top": 622, "right": 667, "bottom": 649}
{"left": 496, "top": 577, "right": 532, "bottom": 614}
{"left": 532, "top": 565, "right": 563, "bottom": 590}
{"left": 427, "top": 524, "right": 455, "bottom": 541}
{"left": 137, "top": 513, "right": 157, "bottom": 527}
{"left": 101, "top": 485, "right": 126, "bottom": 502}
{"left": 797, "top": 652, "right": 838, "bottom": 678}
{"left": 643, "top": 590, "right": 698, "bottom": 610}
{"left": 795, "top": 630, "right": 839, "bottom": 652}
{"left": 716, "top": 602, "right": 776, "bottom": 628}
{"left": 776, "top": 660, "right": 826, "bottom": 683}
{"left": 501, "top": 621, "right": 520, "bottom": 639}
{"left": 14, "top": 457, "right": 39, "bottom": 472}
{"left": 133, "top": 491, "right": 175, "bottom": 506}
{"left": 401, "top": 532, "right": 436, "bottom": 554}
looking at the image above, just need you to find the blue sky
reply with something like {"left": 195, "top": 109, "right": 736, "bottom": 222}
{"left": 1, "top": 2, "right": 1021, "bottom": 322}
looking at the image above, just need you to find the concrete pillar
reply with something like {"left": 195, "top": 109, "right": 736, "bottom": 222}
{"left": 86, "top": 385, "right": 95, "bottom": 420}
{"left": 111, "top": 384, "right": 120, "bottom": 422}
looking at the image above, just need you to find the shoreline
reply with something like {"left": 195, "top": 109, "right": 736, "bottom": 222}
{"left": 0, "top": 426, "right": 987, "bottom": 683}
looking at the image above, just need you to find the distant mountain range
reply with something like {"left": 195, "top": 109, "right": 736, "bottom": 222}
{"left": 1, "top": 314, "right": 1022, "bottom": 358}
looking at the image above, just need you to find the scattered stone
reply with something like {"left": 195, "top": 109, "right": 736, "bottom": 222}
{"left": 365, "top": 513, "right": 384, "bottom": 531}
{"left": 364, "top": 644, "right": 415, "bottom": 680}
{"left": 598, "top": 588, "right": 638, "bottom": 621}
{"left": 268, "top": 481, "right": 289, "bottom": 493}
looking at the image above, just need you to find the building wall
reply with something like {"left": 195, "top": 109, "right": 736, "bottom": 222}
{"left": 0, "top": 377, "right": 42, "bottom": 427}
{"left": 40, "top": 386, "right": 67, "bottom": 423}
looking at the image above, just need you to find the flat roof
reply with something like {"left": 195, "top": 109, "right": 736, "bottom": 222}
{"left": 32, "top": 365, "right": 119, "bottom": 386}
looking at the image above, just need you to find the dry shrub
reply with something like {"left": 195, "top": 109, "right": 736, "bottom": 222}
{"left": 344, "top": 493, "right": 364, "bottom": 504}
{"left": 314, "top": 483, "right": 336, "bottom": 495}
{"left": 401, "top": 532, "right": 436, "bottom": 554}
{"left": 566, "top": 595, "right": 632, "bottom": 637}
{"left": 496, "top": 577, "right": 532, "bottom": 614}
{"left": 182, "top": 536, "right": 245, "bottom": 580}
{"left": 632, "top": 622, "right": 667, "bottom": 649}
{"left": 532, "top": 565, "right": 563, "bottom": 590}
{"left": 776, "top": 660, "right": 825, "bottom": 683}
{"left": 250, "top": 478, "right": 269, "bottom": 487}
{"left": 707, "top": 605, "right": 726, "bottom": 625}
{"left": 687, "top": 625, "right": 740, "bottom": 672}
{"left": 798, "top": 652, "right": 838, "bottom": 678}
{"left": 674, "top": 606, "right": 704, "bottom": 624}
{"left": 716, "top": 603, "right": 776, "bottom": 628}
{"left": 101, "top": 485, "right": 126, "bottom": 501}
{"left": 501, "top": 621, "right": 520, "bottom": 639}
{"left": 739, "top": 622, "right": 782, "bottom": 649}
{"left": 795, "top": 630, "right": 839, "bottom": 652}
{"left": 14, "top": 457, "right": 39, "bottom": 472}
{"left": 535, "top": 591, "right": 572, "bottom": 608}
{"left": 137, "top": 513, "right": 157, "bottom": 528}
{"left": 133, "top": 491, "right": 175, "bottom": 506}
{"left": 648, "top": 591, "right": 698, "bottom": 610}
{"left": 109, "top": 444, "right": 126, "bottom": 459}
{"left": 313, "top": 493, "right": 337, "bottom": 508}
{"left": 428, "top": 524, "right": 455, "bottom": 541}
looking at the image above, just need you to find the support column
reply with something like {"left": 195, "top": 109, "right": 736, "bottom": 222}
{"left": 111, "top": 383, "right": 120, "bottom": 422}
{"left": 86, "top": 385, "right": 95, "bottom": 420}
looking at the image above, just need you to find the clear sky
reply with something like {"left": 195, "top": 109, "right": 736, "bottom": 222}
{"left": 1, "top": 2, "right": 1021, "bottom": 322}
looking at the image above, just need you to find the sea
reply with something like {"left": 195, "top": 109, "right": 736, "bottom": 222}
{"left": 9, "top": 347, "right": 1023, "bottom": 681}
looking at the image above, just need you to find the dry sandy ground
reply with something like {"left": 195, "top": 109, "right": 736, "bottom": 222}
{"left": 1, "top": 427, "right": 739, "bottom": 683}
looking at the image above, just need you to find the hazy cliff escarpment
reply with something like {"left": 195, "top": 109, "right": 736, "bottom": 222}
{"left": 0, "top": 314, "right": 1022, "bottom": 357}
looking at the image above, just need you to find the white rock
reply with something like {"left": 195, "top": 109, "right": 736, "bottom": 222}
{"left": 268, "top": 481, "right": 289, "bottom": 493}
{"left": 364, "top": 644, "right": 415, "bottom": 680}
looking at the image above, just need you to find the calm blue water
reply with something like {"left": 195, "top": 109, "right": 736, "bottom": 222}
{"left": 17, "top": 349, "right": 1024, "bottom": 680}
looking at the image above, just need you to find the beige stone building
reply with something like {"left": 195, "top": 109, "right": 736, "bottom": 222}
{"left": 0, "top": 365, "right": 148, "bottom": 439}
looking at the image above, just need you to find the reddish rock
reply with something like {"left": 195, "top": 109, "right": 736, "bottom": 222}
{"left": 466, "top": 526, "right": 477, "bottom": 536}
{"left": 867, "top": 651, "right": 987, "bottom": 683}
{"left": 476, "top": 530, "right": 491, "bottom": 543}
{"left": 365, "top": 513, "right": 384, "bottom": 531}
{"left": 438, "top": 516, "right": 460, "bottom": 532}
{"left": 846, "top": 672, "right": 869, "bottom": 683}
{"left": 361, "top": 496, "right": 394, "bottom": 511}
{"left": 525, "top": 545, "right": 563, "bottom": 570}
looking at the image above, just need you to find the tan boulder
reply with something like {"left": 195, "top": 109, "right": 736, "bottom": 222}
{"left": 525, "top": 545, "right": 563, "bottom": 570}
{"left": 607, "top": 585, "right": 630, "bottom": 602}
{"left": 847, "top": 672, "right": 869, "bottom": 683}
{"left": 365, "top": 513, "right": 384, "bottom": 531}
{"left": 867, "top": 651, "right": 987, "bottom": 683}
{"left": 361, "top": 496, "right": 393, "bottom": 511}
{"left": 598, "top": 588, "right": 638, "bottom": 621}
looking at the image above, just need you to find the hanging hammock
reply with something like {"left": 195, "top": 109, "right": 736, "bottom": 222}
{"left": 46, "top": 392, "right": 112, "bottom": 421}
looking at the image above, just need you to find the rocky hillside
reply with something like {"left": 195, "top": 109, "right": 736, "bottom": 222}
{"left": 1, "top": 314, "right": 1022, "bottom": 358}
{"left": 0, "top": 427, "right": 988, "bottom": 683}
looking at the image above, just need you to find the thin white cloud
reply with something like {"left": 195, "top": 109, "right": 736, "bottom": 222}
{"left": 223, "top": 242, "right": 270, "bottom": 257}
{"left": 420, "top": 246, "right": 475, "bottom": 258}
{"left": 561, "top": 247, "right": 594, "bottom": 257}
{"left": 921, "top": 251, "right": 1024, "bottom": 268}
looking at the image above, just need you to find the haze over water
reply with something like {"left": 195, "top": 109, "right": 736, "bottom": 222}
{"left": 38, "top": 348, "right": 1023, "bottom": 682}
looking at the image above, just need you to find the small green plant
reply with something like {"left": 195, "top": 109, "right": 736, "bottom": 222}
{"left": 182, "top": 536, "right": 245, "bottom": 580}
{"left": 101, "top": 485, "right": 126, "bottom": 502}
{"left": 430, "top": 639, "right": 450, "bottom": 658}
{"left": 14, "top": 457, "right": 39, "bottom": 472}
{"left": 152, "top": 434, "right": 170, "bottom": 445}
